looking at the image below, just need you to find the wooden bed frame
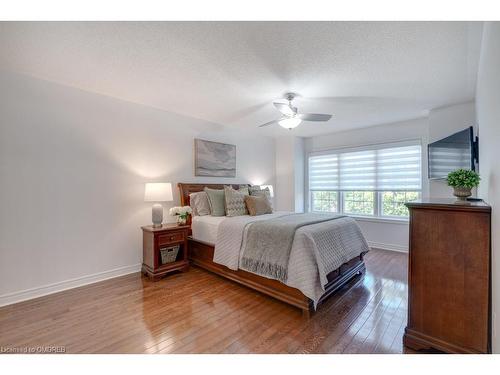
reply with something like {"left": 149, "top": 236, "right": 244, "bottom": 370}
{"left": 178, "top": 183, "right": 367, "bottom": 317}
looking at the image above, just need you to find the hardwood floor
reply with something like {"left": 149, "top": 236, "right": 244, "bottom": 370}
{"left": 0, "top": 249, "right": 408, "bottom": 354}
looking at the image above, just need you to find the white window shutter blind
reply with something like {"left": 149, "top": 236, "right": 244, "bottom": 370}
{"left": 309, "top": 154, "right": 339, "bottom": 190}
{"left": 376, "top": 145, "right": 422, "bottom": 190}
{"left": 309, "top": 143, "right": 421, "bottom": 192}
{"left": 339, "top": 149, "right": 376, "bottom": 191}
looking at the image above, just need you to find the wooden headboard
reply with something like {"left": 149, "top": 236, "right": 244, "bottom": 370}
{"left": 178, "top": 183, "right": 251, "bottom": 206}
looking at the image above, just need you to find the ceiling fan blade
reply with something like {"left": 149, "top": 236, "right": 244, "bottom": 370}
{"left": 273, "top": 102, "right": 296, "bottom": 116}
{"left": 258, "top": 119, "right": 279, "bottom": 128}
{"left": 298, "top": 113, "right": 332, "bottom": 122}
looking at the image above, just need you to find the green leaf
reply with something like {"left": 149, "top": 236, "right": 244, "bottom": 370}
{"left": 446, "top": 169, "right": 480, "bottom": 188}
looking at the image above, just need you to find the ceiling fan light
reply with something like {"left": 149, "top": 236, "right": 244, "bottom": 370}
{"left": 278, "top": 117, "right": 302, "bottom": 129}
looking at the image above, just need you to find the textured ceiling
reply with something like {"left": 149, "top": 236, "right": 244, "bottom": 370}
{"left": 0, "top": 21, "right": 483, "bottom": 137}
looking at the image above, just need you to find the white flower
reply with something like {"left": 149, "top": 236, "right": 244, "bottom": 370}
{"left": 169, "top": 206, "right": 192, "bottom": 216}
{"left": 179, "top": 206, "right": 192, "bottom": 215}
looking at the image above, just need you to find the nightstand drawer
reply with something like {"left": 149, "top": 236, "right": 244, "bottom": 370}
{"left": 158, "top": 231, "right": 184, "bottom": 245}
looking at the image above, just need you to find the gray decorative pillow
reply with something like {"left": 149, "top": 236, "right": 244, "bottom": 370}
{"left": 238, "top": 186, "right": 249, "bottom": 195}
{"left": 224, "top": 186, "right": 249, "bottom": 217}
{"left": 189, "top": 191, "right": 211, "bottom": 216}
{"left": 250, "top": 186, "right": 272, "bottom": 206}
{"left": 248, "top": 185, "right": 262, "bottom": 195}
{"left": 204, "top": 188, "right": 226, "bottom": 216}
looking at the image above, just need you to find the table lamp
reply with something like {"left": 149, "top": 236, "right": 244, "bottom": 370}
{"left": 144, "top": 182, "right": 173, "bottom": 227}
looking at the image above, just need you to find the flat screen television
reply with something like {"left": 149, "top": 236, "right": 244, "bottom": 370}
{"left": 428, "top": 126, "right": 478, "bottom": 180}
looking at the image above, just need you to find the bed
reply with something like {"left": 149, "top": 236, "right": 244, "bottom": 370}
{"left": 179, "top": 183, "right": 369, "bottom": 317}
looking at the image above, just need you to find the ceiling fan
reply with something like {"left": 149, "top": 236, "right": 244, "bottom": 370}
{"left": 259, "top": 93, "right": 332, "bottom": 130}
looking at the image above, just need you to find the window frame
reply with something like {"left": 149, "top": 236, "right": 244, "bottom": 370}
{"left": 307, "top": 140, "right": 423, "bottom": 221}
{"left": 341, "top": 191, "right": 376, "bottom": 217}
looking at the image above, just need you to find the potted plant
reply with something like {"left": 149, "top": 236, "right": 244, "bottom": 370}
{"left": 169, "top": 206, "right": 192, "bottom": 225}
{"left": 446, "top": 169, "right": 481, "bottom": 200}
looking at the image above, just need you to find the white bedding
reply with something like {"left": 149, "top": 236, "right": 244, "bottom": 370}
{"left": 191, "top": 215, "right": 226, "bottom": 244}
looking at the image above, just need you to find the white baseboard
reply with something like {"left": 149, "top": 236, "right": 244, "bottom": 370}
{"left": 368, "top": 241, "right": 408, "bottom": 253}
{"left": 0, "top": 263, "right": 142, "bottom": 307}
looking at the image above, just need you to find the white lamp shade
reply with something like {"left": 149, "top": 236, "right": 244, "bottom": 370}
{"left": 144, "top": 182, "right": 173, "bottom": 202}
{"left": 278, "top": 117, "right": 302, "bottom": 129}
{"left": 260, "top": 185, "right": 274, "bottom": 198}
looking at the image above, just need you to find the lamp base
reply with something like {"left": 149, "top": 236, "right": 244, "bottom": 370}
{"left": 152, "top": 203, "right": 163, "bottom": 227}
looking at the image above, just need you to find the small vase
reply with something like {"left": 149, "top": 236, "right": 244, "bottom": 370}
{"left": 177, "top": 215, "right": 187, "bottom": 225}
{"left": 453, "top": 186, "right": 472, "bottom": 200}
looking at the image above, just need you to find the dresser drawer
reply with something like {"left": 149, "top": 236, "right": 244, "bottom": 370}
{"left": 158, "top": 231, "right": 185, "bottom": 245}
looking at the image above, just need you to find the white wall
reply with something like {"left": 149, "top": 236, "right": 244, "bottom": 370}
{"left": 275, "top": 136, "right": 305, "bottom": 212}
{"left": 304, "top": 117, "right": 429, "bottom": 252}
{"left": 294, "top": 137, "right": 305, "bottom": 212}
{"left": 0, "top": 71, "right": 276, "bottom": 305}
{"left": 428, "top": 101, "right": 476, "bottom": 198}
{"left": 476, "top": 21, "right": 500, "bottom": 353}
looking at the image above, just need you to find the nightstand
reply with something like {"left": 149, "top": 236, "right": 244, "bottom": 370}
{"left": 141, "top": 223, "right": 190, "bottom": 281}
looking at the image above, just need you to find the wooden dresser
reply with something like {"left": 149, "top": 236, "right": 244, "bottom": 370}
{"left": 404, "top": 199, "right": 491, "bottom": 353}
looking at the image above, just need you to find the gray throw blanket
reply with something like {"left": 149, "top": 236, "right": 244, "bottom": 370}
{"left": 240, "top": 213, "right": 345, "bottom": 282}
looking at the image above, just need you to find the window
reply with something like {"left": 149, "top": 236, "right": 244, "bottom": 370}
{"left": 381, "top": 191, "right": 419, "bottom": 217}
{"left": 308, "top": 142, "right": 422, "bottom": 219}
{"left": 343, "top": 191, "right": 375, "bottom": 215}
{"left": 311, "top": 191, "right": 339, "bottom": 212}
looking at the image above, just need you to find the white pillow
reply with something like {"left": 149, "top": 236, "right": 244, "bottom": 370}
{"left": 189, "top": 191, "right": 211, "bottom": 216}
